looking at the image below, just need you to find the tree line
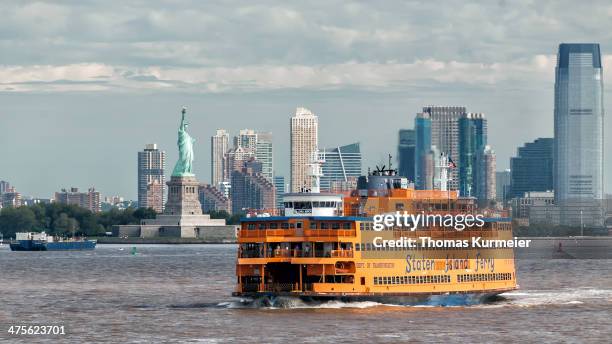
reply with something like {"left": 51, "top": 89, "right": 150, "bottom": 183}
{"left": 0, "top": 203, "right": 158, "bottom": 238}
{"left": 0, "top": 203, "right": 244, "bottom": 239}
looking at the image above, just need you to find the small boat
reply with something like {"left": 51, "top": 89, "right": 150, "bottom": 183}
{"left": 10, "top": 232, "right": 96, "bottom": 251}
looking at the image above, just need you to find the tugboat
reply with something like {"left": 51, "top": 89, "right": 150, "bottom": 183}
{"left": 233, "top": 154, "right": 517, "bottom": 305}
{"left": 10, "top": 232, "right": 96, "bottom": 251}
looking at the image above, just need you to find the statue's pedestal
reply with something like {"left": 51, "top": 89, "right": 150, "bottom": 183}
{"left": 164, "top": 175, "right": 202, "bottom": 216}
{"left": 113, "top": 174, "right": 236, "bottom": 240}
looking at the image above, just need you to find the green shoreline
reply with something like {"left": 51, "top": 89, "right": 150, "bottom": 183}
{"left": 93, "top": 237, "right": 236, "bottom": 244}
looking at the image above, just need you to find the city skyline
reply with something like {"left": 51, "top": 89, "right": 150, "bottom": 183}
{"left": 2, "top": 1, "right": 612, "bottom": 199}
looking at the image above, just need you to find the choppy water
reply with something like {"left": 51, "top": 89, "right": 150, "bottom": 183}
{"left": 1, "top": 244, "right": 611, "bottom": 343}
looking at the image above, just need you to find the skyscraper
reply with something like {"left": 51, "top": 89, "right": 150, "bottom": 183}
{"left": 138, "top": 144, "right": 166, "bottom": 212}
{"left": 554, "top": 43, "right": 604, "bottom": 227}
{"left": 458, "top": 113, "right": 487, "bottom": 198}
{"left": 414, "top": 112, "right": 432, "bottom": 190}
{"left": 509, "top": 138, "right": 554, "bottom": 199}
{"left": 397, "top": 129, "right": 416, "bottom": 182}
{"left": 224, "top": 146, "right": 255, "bottom": 181}
{"left": 231, "top": 158, "right": 275, "bottom": 214}
{"left": 496, "top": 169, "right": 511, "bottom": 204}
{"left": 319, "top": 143, "right": 362, "bottom": 192}
{"left": 198, "top": 184, "right": 230, "bottom": 214}
{"left": 211, "top": 129, "right": 229, "bottom": 186}
{"left": 235, "top": 129, "right": 258, "bottom": 152}
{"left": 255, "top": 132, "right": 273, "bottom": 181}
{"left": 423, "top": 106, "right": 465, "bottom": 190}
{"left": 290, "top": 107, "right": 318, "bottom": 192}
{"left": 476, "top": 145, "right": 496, "bottom": 204}
{"left": 0, "top": 180, "right": 10, "bottom": 194}
{"left": 273, "top": 175, "right": 286, "bottom": 209}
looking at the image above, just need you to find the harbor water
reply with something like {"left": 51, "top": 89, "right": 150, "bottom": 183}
{"left": 1, "top": 244, "right": 611, "bottom": 343}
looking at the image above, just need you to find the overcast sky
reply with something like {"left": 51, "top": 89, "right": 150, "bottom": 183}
{"left": 1, "top": 0, "right": 612, "bottom": 200}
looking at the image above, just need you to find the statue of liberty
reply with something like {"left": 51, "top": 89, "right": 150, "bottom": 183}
{"left": 172, "top": 107, "right": 195, "bottom": 177}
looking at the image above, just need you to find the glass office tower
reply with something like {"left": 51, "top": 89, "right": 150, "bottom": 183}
{"left": 397, "top": 129, "right": 416, "bottom": 182}
{"left": 319, "top": 143, "right": 362, "bottom": 192}
{"left": 554, "top": 43, "right": 604, "bottom": 226}
{"left": 458, "top": 113, "right": 487, "bottom": 198}
{"left": 414, "top": 113, "right": 432, "bottom": 190}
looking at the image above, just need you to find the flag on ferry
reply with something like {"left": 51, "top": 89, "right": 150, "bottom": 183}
{"left": 448, "top": 157, "right": 457, "bottom": 169}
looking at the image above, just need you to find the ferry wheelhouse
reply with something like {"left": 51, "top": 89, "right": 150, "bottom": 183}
{"left": 234, "top": 162, "right": 517, "bottom": 305}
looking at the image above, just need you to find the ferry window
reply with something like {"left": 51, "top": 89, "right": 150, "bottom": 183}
{"left": 295, "top": 202, "right": 312, "bottom": 209}
{"left": 287, "top": 202, "right": 293, "bottom": 208}
{"left": 289, "top": 223, "right": 295, "bottom": 228}
{"left": 310, "top": 222, "right": 317, "bottom": 229}
{"left": 332, "top": 223, "right": 340, "bottom": 230}
{"left": 342, "top": 222, "right": 351, "bottom": 229}
{"left": 269, "top": 223, "right": 278, "bottom": 229}
{"left": 321, "top": 222, "right": 329, "bottom": 229}
{"left": 313, "top": 201, "right": 319, "bottom": 207}
{"left": 395, "top": 203, "right": 404, "bottom": 210}
{"left": 258, "top": 223, "right": 266, "bottom": 230}
{"left": 281, "top": 223, "right": 289, "bottom": 229}
{"left": 247, "top": 223, "right": 256, "bottom": 230}
{"left": 296, "top": 222, "right": 303, "bottom": 229}
{"left": 361, "top": 277, "right": 365, "bottom": 285}
{"left": 355, "top": 243, "right": 360, "bottom": 251}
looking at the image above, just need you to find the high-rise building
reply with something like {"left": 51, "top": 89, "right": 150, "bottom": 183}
{"left": 211, "top": 129, "right": 230, "bottom": 186}
{"left": 458, "top": 113, "right": 487, "bottom": 198}
{"left": 235, "top": 129, "right": 258, "bottom": 152}
{"left": 329, "top": 177, "right": 358, "bottom": 194}
{"left": 422, "top": 106, "right": 465, "bottom": 190}
{"left": 224, "top": 146, "right": 255, "bottom": 180}
{"left": 397, "top": 129, "right": 416, "bottom": 182}
{"left": 273, "top": 175, "right": 286, "bottom": 209}
{"left": 496, "top": 169, "right": 511, "bottom": 204}
{"left": 0, "top": 180, "right": 10, "bottom": 195}
{"left": 319, "top": 143, "right": 362, "bottom": 192}
{"left": 554, "top": 43, "right": 604, "bottom": 227}
{"left": 231, "top": 158, "right": 275, "bottom": 214}
{"left": 414, "top": 112, "right": 432, "bottom": 190}
{"left": 509, "top": 138, "right": 554, "bottom": 199}
{"left": 138, "top": 144, "right": 166, "bottom": 212}
{"left": 476, "top": 145, "right": 496, "bottom": 204}
{"left": 198, "top": 184, "right": 230, "bottom": 214}
{"left": 54, "top": 187, "right": 101, "bottom": 213}
{"left": 290, "top": 107, "right": 318, "bottom": 192}
{"left": 1, "top": 186, "right": 22, "bottom": 208}
{"left": 255, "top": 132, "right": 273, "bottom": 181}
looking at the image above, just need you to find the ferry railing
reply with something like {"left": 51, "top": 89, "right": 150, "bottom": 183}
{"left": 241, "top": 228, "right": 356, "bottom": 238}
{"left": 303, "top": 229, "right": 356, "bottom": 237}
{"left": 264, "top": 283, "right": 297, "bottom": 292}
{"left": 272, "top": 249, "right": 292, "bottom": 258}
{"left": 240, "top": 250, "right": 264, "bottom": 258}
{"left": 239, "top": 229, "right": 296, "bottom": 238}
{"left": 330, "top": 250, "right": 354, "bottom": 258}
{"left": 241, "top": 283, "right": 260, "bottom": 292}
{"left": 314, "top": 250, "right": 331, "bottom": 258}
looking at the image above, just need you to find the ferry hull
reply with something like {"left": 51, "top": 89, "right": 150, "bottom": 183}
{"left": 10, "top": 240, "right": 96, "bottom": 251}
{"left": 234, "top": 290, "right": 513, "bottom": 307}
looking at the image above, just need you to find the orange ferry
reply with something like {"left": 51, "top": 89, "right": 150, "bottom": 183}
{"left": 233, "top": 165, "right": 517, "bottom": 306}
